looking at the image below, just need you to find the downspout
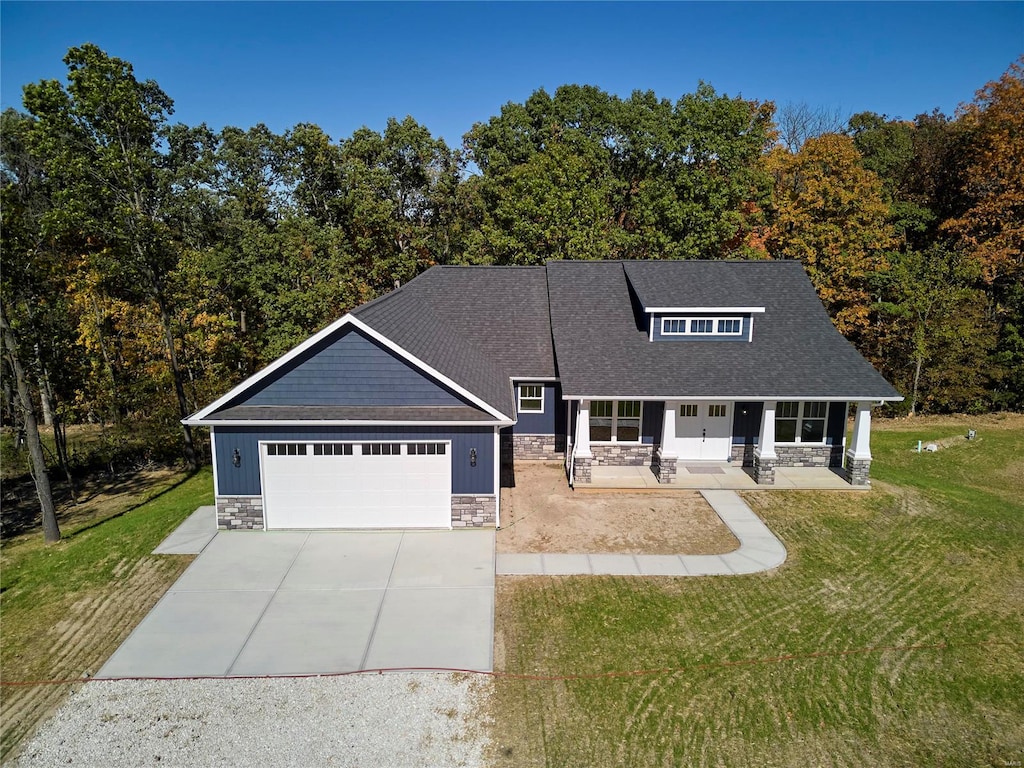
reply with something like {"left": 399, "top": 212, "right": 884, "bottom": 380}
{"left": 568, "top": 400, "right": 579, "bottom": 488}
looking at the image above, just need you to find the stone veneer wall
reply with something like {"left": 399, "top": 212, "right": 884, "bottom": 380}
{"left": 774, "top": 444, "right": 845, "bottom": 467}
{"left": 216, "top": 496, "right": 264, "bottom": 530}
{"left": 589, "top": 444, "right": 654, "bottom": 466}
{"left": 733, "top": 444, "right": 845, "bottom": 468}
{"left": 451, "top": 495, "right": 497, "bottom": 527}
{"left": 507, "top": 433, "right": 563, "bottom": 461}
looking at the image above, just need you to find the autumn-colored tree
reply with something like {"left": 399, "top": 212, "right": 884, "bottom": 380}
{"left": 765, "top": 134, "right": 893, "bottom": 342}
{"left": 942, "top": 57, "right": 1024, "bottom": 290}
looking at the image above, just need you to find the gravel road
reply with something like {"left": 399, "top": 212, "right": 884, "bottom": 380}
{"left": 12, "top": 673, "right": 490, "bottom": 767}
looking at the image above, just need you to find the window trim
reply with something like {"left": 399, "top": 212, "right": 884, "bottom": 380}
{"left": 775, "top": 401, "right": 829, "bottom": 444}
{"left": 517, "top": 384, "right": 544, "bottom": 414}
{"left": 589, "top": 399, "right": 644, "bottom": 443}
{"left": 660, "top": 316, "right": 744, "bottom": 336}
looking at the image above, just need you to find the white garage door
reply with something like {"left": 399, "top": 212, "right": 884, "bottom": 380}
{"left": 261, "top": 441, "right": 451, "bottom": 529}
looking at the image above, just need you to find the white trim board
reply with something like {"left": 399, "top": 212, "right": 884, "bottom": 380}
{"left": 644, "top": 306, "right": 766, "bottom": 314}
{"left": 191, "top": 419, "right": 514, "bottom": 428}
{"left": 563, "top": 395, "right": 904, "bottom": 403}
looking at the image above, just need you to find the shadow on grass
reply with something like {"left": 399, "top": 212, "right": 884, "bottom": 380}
{"left": 61, "top": 468, "right": 206, "bottom": 541}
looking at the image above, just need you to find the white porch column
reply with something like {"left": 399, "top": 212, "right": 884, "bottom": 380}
{"left": 659, "top": 401, "right": 677, "bottom": 457}
{"left": 575, "top": 400, "right": 592, "bottom": 457}
{"left": 847, "top": 401, "right": 873, "bottom": 460}
{"left": 755, "top": 400, "right": 777, "bottom": 460}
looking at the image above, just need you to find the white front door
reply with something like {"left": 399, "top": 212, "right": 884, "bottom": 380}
{"left": 671, "top": 402, "right": 733, "bottom": 461}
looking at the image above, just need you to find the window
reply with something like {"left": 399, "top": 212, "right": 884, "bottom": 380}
{"left": 266, "top": 443, "right": 307, "bottom": 456}
{"left": 617, "top": 400, "right": 641, "bottom": 441}
{"left": 663, "top": 318, "right": 687, "bottom": 334}
{"left": 708, "top": 404, "right": 727, "bottom": 418}
{"left": 312, "top": 443, "right": 353, "bottom": 456}
{"left": 680, "top": 404, "right": 698, "bottom": 417}
{"left": 775, "top": 401, "right": 828, "bottom": 443}
{"left": 590, "top": 400, "right": 613, "bottom": 441}
{"left": 408, "top": 443, "right": 446, "bottom": 455}
{"left": 518, "top": 384, "right": 544, "bottom": 413}
{"left": 590, "top": 400, "right": 642, "bottom": 442}
{"left": 361, "top": 443, "right": 401, "bottom": 456}
{"left": 661, "top": 317, "right": 744, "bottom": 336}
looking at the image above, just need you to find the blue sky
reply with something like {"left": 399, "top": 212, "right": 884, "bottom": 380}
{"left": 2, "top": 2, "right": 1022, "bottom": 147}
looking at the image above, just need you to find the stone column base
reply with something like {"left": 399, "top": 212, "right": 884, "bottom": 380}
{"left": 753, "top": 454, "right": 776, "bottom": 485}
{"left": 573, "top": 455, "right": 592, "bottom": 484}
{"left": 845, "top": 454, "right": 871, "bottom": 486}
{"left": 653, "top": 451, "right": 677, "bottom": 484}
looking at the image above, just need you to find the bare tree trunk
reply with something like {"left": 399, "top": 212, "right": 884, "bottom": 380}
{"left": 157, "top": 297, "right": 197, "bottom": 471}
{"left": 1, "top": 310, "right": 60, "bottom": 543}
{"left": 911, "top": 355, "right": 923, "bottom": 416}
{"left": 53, "top": 416, "right": 78, "bottom": 504}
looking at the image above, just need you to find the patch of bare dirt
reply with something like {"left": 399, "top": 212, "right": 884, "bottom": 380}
{"left": 497, "top": 462, "right": 739, "bottom": 555}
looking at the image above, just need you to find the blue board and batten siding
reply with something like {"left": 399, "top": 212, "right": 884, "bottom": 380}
{"left": 237, "top": 329, "right": 465, "bottom": 407}
{"left": 512, "top": 382, "right": 564, "bottom": 435}
{"left": 215, "top": 426, "right": 495, "bottom": 496}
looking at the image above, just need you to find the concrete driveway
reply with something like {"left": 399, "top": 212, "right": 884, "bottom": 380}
{"left": 98, "top": 525, "right": 495, "bottom": 678}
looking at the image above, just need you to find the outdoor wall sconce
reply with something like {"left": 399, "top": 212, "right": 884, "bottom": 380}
{"left": 469, "top": 448, "right": 477, "bottom": 467}
{"left": 232, "top": 448, "right": 241, "bottom": 468}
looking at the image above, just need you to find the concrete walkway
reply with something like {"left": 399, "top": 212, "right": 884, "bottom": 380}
{"left": 152, "top": 505, "right": 218, "bottom": 554}
{"left": 495, "top": 489, "right": 786, "bottom": 576}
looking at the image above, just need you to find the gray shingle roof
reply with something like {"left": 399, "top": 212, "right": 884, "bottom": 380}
{"left": 546, "top": 260, "right": 902, "bottom": 400}
{"left": 352, "top": 266, "right": 555, "bottom": 419}
{"left": 196, "top": 258, "right": 900, "bottom": 424}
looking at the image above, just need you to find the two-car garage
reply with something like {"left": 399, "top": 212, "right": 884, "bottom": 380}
{"left": 260, "top": 441, "right": 452, "bottom": 529}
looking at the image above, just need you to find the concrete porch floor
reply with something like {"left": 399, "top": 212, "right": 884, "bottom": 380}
{"left": 584, "top": 463, "right": 863, "bottom": 490}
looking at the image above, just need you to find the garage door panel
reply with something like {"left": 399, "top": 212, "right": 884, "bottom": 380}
{"left": 263, "top": 444, "right": 452, "bottom": 530}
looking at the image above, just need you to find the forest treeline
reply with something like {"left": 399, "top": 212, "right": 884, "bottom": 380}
{"left": 3, "top": 45, "right": 1023, "bottom": 479}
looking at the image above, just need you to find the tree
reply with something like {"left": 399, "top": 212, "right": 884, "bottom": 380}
{"left": 464, "top": 83, "right": 775, "bottom": 262}
{"left": 765, "top": 134, "right": 893, "bottom": 342}
{"left": 1, "top": 310, "right": 60, "bottom": 541}
{"left": 22, "top": 44, "right": 207, "bottom": 469}
{"left": 942, "top": 57, "right": 1024, "bottom": 290}
{"left": 777, "top": 102, "right": 846, "bottom": 152}
{"left": 873, "top": 248, "right": 995, "bottom": 414}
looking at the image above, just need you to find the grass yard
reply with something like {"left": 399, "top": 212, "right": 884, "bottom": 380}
{"left": 0, "top": 468, "right": 213, "bottom": 762}
{"left": 489, "top": 414, "right": 1024, "bottom": 767}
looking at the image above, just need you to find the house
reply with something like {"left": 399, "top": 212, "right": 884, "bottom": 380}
{"left": 184, "top": 260, "right": 902, "bottom": 531}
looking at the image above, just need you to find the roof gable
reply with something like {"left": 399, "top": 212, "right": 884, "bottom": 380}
{"left": 229, "top": 327, "right": 467, "bottom": 409}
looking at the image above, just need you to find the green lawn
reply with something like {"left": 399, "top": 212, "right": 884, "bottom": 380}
{"left": 0, "top": 467, "right": 213, "bottom": 761}
{"left": 490, "top": 415, "right": 1024, "bottom": 767}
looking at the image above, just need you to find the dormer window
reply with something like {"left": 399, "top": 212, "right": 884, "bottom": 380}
{"left": 660, "top": 317, "right": 743, "bottom": 336}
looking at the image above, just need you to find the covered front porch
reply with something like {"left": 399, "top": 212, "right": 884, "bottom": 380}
{"left": 584, "top": 462, "right": 865, "bottom": 491}
{"left": 569, "top": 398, "right": 876, "bottom": 488}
